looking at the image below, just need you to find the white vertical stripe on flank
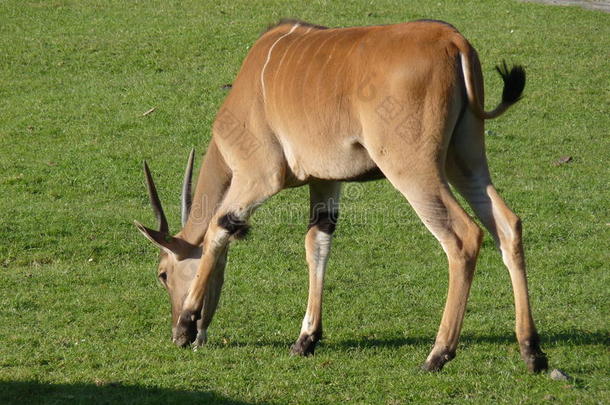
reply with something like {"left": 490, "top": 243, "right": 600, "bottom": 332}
{"left": 261, "top": 24, "right": 299, "bottom": 103}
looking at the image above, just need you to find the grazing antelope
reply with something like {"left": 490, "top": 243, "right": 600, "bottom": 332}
{"left": 135, "top": 19, "right": 547, "bottom": 372}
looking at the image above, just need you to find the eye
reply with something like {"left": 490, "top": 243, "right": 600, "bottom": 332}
{"left": 158, "top": 272, "right": 168, "bottom": 283}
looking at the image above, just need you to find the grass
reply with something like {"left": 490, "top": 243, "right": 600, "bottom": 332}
{"left": 0, "top": 0, "right": 608, "bottom": 403}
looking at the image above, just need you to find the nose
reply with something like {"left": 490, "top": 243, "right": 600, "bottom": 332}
{"left": 172, "top": 318, "right": 197, "bottom": 347}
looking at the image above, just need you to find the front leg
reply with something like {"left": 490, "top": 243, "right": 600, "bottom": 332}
{"left": 292, "top": 181, "right": 340, "bottom": 356}
{"left": 195, "top": 246, "right": 228, "bottom": 347}
{"left": 175, "top": 176, "right": 281, "bottom": 347}
{"left": 175, "top": 215, "right": 245, "bottom": 346}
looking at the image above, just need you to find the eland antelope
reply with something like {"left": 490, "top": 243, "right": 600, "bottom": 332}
{"left": 135, "top": 19, "right": 547, "bottom": 372}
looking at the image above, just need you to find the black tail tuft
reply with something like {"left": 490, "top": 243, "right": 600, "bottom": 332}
{"left": 496, "top": 61, "right": 526, "bottom": 105}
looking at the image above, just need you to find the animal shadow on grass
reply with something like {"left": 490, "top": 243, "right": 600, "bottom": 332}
{"left": 210, "top": 329, "right": 606, "bottom": 355}
{"left": 330, "top": 329, "right": 605, "bottom": 384}
{"left": 331, "top": 329, "right": 608, "bottom": 350}
{"left": 0, "top": 381, "right": 268, "bottom": 405}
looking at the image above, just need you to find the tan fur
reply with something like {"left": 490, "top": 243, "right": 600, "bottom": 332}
{"left": 136, "top": 20, "right": 546, "bottom": 372}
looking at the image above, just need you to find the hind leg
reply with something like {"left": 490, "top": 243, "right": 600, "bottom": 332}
{"left": 397, "top": 177, "right": 482, "bottom": 371}
{"left": 359, "top": 82, "right": 485, "bottom": 370}
{"left": 446, "top": 110, "right": 547, "bottom": 372}
{"left": 366, "top": 139, "right": 483, "bottom": 371}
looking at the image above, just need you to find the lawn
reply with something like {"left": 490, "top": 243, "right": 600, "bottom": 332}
{"left": 0, "top": 0, "right": 608, "bottom": 404}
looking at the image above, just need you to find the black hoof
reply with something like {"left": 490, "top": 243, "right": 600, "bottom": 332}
{"left": 524, "top": 352, "right": 548, "bottom": 373}
{"left": 422, "top": 350, "right": 455, "bottom": 372}
{"left": 173, "top": 311, "right": 198, "bottom": 347}
{"left": 520, "top": 335, "right": 548, "bottom": 373}
{"left": 290, "top": 333, "right": 321, "bottom": 356}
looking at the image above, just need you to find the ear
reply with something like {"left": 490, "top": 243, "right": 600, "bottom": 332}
{"left": 134, "top": 220, "right": 197, "bottom": 260}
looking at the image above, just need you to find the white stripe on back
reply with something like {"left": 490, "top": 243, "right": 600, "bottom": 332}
{"left": 261, "top": 24, "right": 299, "bottom": 103}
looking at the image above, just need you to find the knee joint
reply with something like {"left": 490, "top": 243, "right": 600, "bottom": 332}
{"left": 218, "top": 213, "right": 250, "bottom": 240}
{"left": 501, "top": 214, "right": 523, "bottom": 252}
{"left": 450, "top": 222, "right": 482, "bottom": 263}
{"left": 510, "top": 215, "right": 523, "bottom": 241}
{"left": 466, "top": 223, "right": 483, "bottom": 259}
{"left": 309, "top": 211, "right": 339, "bottom": 235}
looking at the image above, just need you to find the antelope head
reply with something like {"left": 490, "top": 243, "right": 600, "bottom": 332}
{"left": 134, "top": 150, "right": 202, "bottom": 346}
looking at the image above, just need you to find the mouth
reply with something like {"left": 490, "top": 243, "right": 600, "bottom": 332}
{"left": 171, "top": 319, "right": 197, "bottom": 347}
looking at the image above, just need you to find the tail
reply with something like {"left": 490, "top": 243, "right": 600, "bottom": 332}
{"left": 454, "top": 36, "right": 526, "bottom": 120}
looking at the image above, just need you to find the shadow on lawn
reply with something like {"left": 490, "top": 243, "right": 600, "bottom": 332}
{"left": 209, "top": 329, "right": 607, "bottom": 351}
{"left": 331, "top": 329, "right": 608, "bottom": 349}
{"left": 0, "top": 380, "right": 267, "bottom": 405}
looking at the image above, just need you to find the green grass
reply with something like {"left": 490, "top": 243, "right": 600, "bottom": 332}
{"left": 0, "top": 0, "right": 608, "bottom": 403}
